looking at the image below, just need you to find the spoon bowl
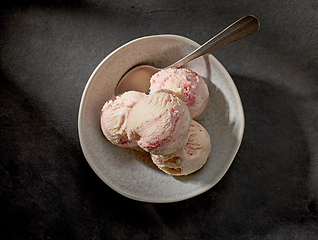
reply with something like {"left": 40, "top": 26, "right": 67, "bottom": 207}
{"left": 115, "top": 15, "right": 260, "bottom": 95}
{"left": 115, "top": 65, "right": 158, "bottom": 94}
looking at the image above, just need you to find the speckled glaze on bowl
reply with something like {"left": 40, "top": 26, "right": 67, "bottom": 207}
{"left": 78, "top": 35, "right": 244, "bottom": 203}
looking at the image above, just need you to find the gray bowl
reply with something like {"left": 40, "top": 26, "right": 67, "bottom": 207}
{"left": 78, "top": 35, "right": 244, "bottom": 203}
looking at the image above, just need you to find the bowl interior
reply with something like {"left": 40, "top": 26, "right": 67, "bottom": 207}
{"left": 78, "top": 35, "right": 244, "bottom": 203}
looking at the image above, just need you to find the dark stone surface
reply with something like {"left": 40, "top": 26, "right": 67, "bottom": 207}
{"left": 1, "top": 1, "right": 317, "bottom": 239}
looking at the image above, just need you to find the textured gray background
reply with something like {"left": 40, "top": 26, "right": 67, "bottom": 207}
{"left": 1, "top": 0, "right": 317, "bottom": 239}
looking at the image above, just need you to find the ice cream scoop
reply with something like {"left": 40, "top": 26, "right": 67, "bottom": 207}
{"left": 150, "top": 67, "right": 209, "bottom": 118}
{"left": 127, "top": 89, "right": 191, "bottom": 155}
{"left": 101, "top": 91, "right": 146, "bottom": 148}
{"left": 151, "top": 120, "right": 211, "bottom": 176}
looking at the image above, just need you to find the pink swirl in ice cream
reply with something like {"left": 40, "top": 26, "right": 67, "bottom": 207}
{"left": 126, "top": 89, "right": 191, "bottom": 155}
{"left": 150, "top": 67, "right": 209, "bottom": 119}
{"left": 101, "top": 91, "right": 145, "bottom": 148}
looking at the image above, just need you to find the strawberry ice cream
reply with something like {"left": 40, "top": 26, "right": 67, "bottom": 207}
{"left": 101, "top": 91, "right": 145, "bottom": 148}
{"left": 149, "top": 67, "right": 209, "bottom": 119}
{"left": 151, "top": 120, "right": 211, "bottom": 176}
{"left": 126, "top": 89, "right": 191, "bottom": 155}
{"left": 100, "top": 68, "right": 211, "bottom": 176}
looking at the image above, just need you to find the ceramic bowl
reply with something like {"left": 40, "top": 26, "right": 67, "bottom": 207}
{"left": 78, "top": 35, "right": 244, "bottom": 203}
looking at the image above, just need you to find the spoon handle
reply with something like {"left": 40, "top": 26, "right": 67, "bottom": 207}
{"left": 169, "top": 15, "right": 260, "bottom": 68}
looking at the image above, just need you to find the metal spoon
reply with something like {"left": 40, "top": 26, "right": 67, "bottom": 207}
{"left": 115, "top": 15, "right": 260, "bottom": 95}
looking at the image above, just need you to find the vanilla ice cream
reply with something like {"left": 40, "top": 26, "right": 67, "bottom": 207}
{"left": 126, "top": 89, "right": 191, "bottom": 155}
{"left": 150, "top": 67, "right": 209, "bottom": 119}
{"left": 101, "top": 91, "right": 146, "bottom": 148}
{"left": 151, "top": 120, "right": 211, "bottom": 176}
